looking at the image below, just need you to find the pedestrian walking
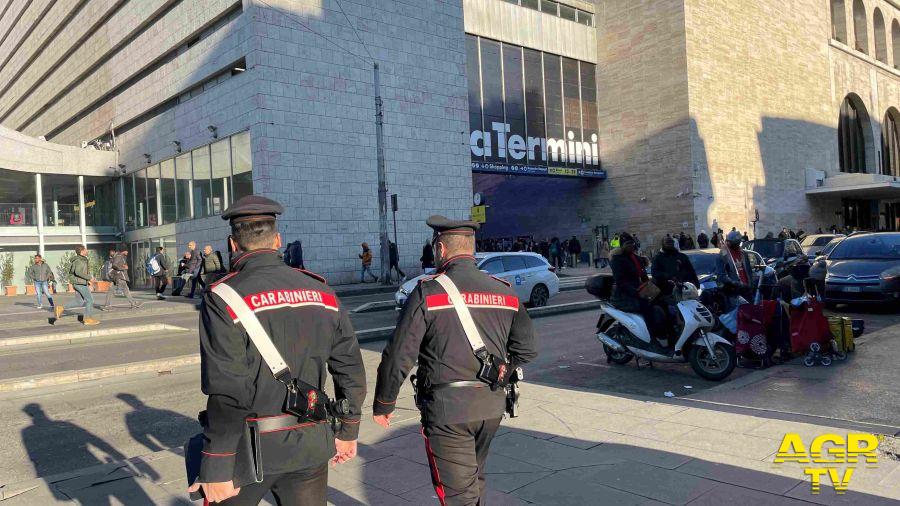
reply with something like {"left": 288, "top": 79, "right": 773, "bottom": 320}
{"left": 27, "top": 254, "right": 55, "bottom": 309}
{"left": 101, "top": 245, "right": 141, "bottom": 310}
{"left": 373, "top": 215, "right": 538, "bottom": 506}
{"left": 388, "top": 241, "right": 406, "bottom": 282}
{"left": 54, "top": 245, "right": 98, "bottom": 325}
{"left": 149, "top": 247, "right": 170, "bottom": 300}
{"left": 185, "top": 241, "right": 204, "bottom": 298}
{"left": 172, "top": 251, "right": 191, "bottom": 296}
{"left": 200, "top": 245, "right": 225, "bottom": 287}
{"left": 568, "top": 235, "right": 582, "bottom": 267}
{"left": 549, "top": 237, "right": 563, "bottom": 270}
{"left": 188, "top": 195, "right": 366, "bottom": 504}
{"left": 359, "top": 242, "right": 378, "bottom": 283}
{"left": 421, "top": 241, "right": 435, "bottom": 269}
{"left": 596, "top": 238, "right": 610, "bottom": 269}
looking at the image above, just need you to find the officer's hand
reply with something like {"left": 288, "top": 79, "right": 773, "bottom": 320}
{"left": 331, "top": 439, "right": 358, "bottom": 467}
{"left": 373, "top": 413, "right": 393, "bottom": 428}
{"left": 187, "top": 480, "right": 241, "bottom": 503}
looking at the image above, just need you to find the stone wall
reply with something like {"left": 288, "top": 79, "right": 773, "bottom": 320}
{"left": 591, "top": 0, "right": 694, "bottom": 251}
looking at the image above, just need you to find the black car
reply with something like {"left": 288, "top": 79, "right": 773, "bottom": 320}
{"left": 823, "top": 232, "right": 900, "bottom": 306}
{"left": 745, "top": 238, "right": 806, "bottom": 278}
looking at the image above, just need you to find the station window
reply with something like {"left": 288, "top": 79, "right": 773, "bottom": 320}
{"left": 852, "top": 0, "right": 868, "bottom": 54}
{"left": 831, "top": 0, "right": 847, "bottom": 43}
{"left": 192, "top": 146, "right": 212, "bottom": 219}
{"left": 558, "top": 3, "right": 577, "bottom": 22}
{"left": 0, "top": 169, "right": 37, "bottom": 226}
{"left": 83, "top": 176, "right": 119, "bottom": 228}
{"left": 521, "top": 0, "right": 539, "bottom": 10}
{"left": 838, "top": 95, "right": 870, "bottom": 174}
{"left": 577, "top": 10, "right": 593, "bottom": 26}
{"left": 540, "top": 0, "right": 558, "bottom": 16}
{"left": 159, "top": 159, "right": 176, "bottom": 224}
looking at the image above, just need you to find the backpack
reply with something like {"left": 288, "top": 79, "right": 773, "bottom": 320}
{"left": 146, "top": 255, "right": 162, "bottom": 276}
{"left": 101, "top": 260, "right": 113, "bottom": 281}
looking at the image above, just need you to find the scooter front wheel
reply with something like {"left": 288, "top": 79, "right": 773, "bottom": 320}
{"left": 689, "top": 342, "right": 736, "bottom": 381}
{"left": 603, "top": 344, "right": 634, "bottom": 365}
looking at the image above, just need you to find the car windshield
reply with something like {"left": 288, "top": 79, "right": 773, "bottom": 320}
{"left": 685, "top": 253, "right": 718, "bottom": 276}
{"left": 829, "top": 235, "right": 900, "bottom": 260}
{"left": 821, "top": 239, "right": 841, "bottom": 257}
{"left": 746, "top": 240, "right": 783, "bottom": 259}
{"left": 802, "top": 236, "right": 834, "bottom": 247}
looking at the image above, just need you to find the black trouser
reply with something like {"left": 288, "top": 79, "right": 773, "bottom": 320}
{"left": 188, "top": 274, "right": 204, "bottom": 297}
{"left": 422, "top": 418, "right": 502, "bottom": 506}
{"left": 153, "top": 275, "right": 167, "bottom": 295}
{"left": 219, "top": 464, "right": 327, "bottom": 506}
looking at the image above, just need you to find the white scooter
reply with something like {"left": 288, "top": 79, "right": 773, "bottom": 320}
{"left": 595, "top": 282, "right": 737, "bottom": 381}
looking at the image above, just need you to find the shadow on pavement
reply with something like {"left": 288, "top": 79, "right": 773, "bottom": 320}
{"left": 117, "top": 393, "right": 201, "bottom": 453}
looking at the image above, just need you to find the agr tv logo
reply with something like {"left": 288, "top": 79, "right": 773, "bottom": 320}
{"left": 774, "top": 433, "right": 882, "bottom": 494}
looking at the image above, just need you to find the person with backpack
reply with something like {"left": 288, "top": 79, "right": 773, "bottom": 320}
{"left": 149, "top": 246, "right": 170, "bottom": 300}
{"left": 101, "top": 245, "right": 141, "bottom": 310}
{"left": 200, "top": 245, "right": 225, "bottom": 286}
{"left": 283, "top": 239, "right": 304, "bottom": 269}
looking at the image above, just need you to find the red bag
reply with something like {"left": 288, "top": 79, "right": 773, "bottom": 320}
{"left": 736, "top": 303, "right": 776, "bottom": 358}
{"left": 789, "top": 300, "right": 831, "bottom": 354}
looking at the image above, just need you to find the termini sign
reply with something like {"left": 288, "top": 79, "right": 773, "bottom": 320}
{"left": 470, "top": 122, "right": 602, "bottom": 177}
{"left": 466, "top": 35, "right": 606, "bottom": 179}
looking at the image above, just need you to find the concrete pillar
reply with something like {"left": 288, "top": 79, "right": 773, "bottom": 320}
{"left": 78, "top": 175, "right": 87, "bottom": 247}
{"left": 35, "top": 174, "right": 44, "bottom": 256}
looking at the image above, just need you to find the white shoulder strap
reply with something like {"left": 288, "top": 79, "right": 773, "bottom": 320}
{"left": 211, "top": 282, "right": 291, "bottom": 380}
{"left": 433, "top": 274, "right": 487, "bottom": 353}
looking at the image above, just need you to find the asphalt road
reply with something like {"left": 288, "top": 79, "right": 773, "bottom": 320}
{"left": 1, "top": 300, "right": 897, "bottom": 485}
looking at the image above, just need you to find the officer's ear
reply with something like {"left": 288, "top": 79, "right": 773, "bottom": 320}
{"left": 273, "top": 232, "right": 283, "bottom": 250}
{"left": 228, "top": 235, "right": 239, "bottom": 253}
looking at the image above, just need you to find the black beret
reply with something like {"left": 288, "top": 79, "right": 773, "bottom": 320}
{"left": 222, "top": 195, "right": 284, "bottom": 223}
{"left": 426, "top": 215, "right": 479, "bottom": 236}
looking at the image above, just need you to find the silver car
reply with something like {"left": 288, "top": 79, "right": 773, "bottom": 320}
{"left": 395, "top": 252, "right": 560, "bottom": 308}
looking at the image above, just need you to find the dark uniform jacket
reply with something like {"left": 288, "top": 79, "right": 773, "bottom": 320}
{"left": 374, "top": 255, "right": 537, "bottom": 426}
{"left": 198, "top": 249, "right": 366, "bottom": 482}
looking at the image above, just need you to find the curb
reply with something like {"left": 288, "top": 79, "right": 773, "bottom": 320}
{"left": 0, "top": 355, "right": 201, "bottom": 393}
{"left": 0, "top": 323, "right": 189, "bottom": 349}
{"left": 0, "top": 301, "right": 601, "bottom": 391}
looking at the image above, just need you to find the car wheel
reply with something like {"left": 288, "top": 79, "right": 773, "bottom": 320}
{"left": 529, "top": 284, "right": 549, "bottom": 307}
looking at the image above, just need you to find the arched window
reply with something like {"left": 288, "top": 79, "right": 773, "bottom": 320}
{"left": 832, "top": 0, "right": 848, "bottom": 42}
{"left": 874, "top": 9, "right": 887, "bottom": 62}
{"left": 853, "top": 0, "right": 868, "bottom": 53}
{"left": 883, "top": 108, "right": 900, "bottom": 176}
{"left": 892, "top": 20, "right": 900, "bottom": 68}
{"left": 838, "top": 95, "right": 871, "bottom": 174}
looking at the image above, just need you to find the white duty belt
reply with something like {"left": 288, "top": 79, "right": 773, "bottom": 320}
{"left": 433, "top": 274, "right": 488, "bottom": 356}
{"left": 211, "top": 282, "right": 291, "bottom": 381}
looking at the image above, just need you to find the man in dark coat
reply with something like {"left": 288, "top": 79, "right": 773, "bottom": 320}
{"left": 373, "top": 216, "right": 537, "bottom": 506}
{"left": 697, "top": 231, "right": 709, "bottom": 249}
{"left": 651, "top": 237, "right": 700, "bottom": 299}
{"left": 190, "top": 195, "right": 366, "bottom": 504}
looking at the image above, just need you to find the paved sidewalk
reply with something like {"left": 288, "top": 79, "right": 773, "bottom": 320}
{"left": 2, "top": 382, "right": 897, "bottom": 505}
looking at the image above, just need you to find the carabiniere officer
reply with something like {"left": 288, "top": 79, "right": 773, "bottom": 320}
{"left": 373, "top": 215, "right": 538, "bottom": 505}
{"left": 189, "top": 195, "right": 367, "bottom": 504}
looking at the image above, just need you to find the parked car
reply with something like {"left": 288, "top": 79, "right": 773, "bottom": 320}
{"left": 682, "top": 248, "right": 766, "bottom": 283}
{"left": 808, "top": 236, "right": 845, "bottom": 295}
{"left": 800, "top": 234, "right": 845, "bottom": 257}
{"left": 822, "top": 232, "right": 900, "bottom": 306}
{"left": 745, "top": 238, "right": 806, "bottom": 278}
{"left": 394, "top": 252, "right": 560, "bottom": 309}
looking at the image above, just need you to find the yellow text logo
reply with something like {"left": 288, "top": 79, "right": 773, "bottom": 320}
{"left": 774, "top": 433, "right": 881, "bottom": 494}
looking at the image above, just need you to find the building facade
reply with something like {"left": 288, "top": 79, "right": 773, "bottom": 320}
{"left": 2, "top": 0, "right": 900, "bottom": 291}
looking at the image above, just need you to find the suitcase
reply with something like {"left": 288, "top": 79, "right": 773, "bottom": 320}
{"left": 789, "top": 300, "right": 831, "bottom": 355}
{"left": 828, "top": 316, "right": 856, "bottom": 353}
